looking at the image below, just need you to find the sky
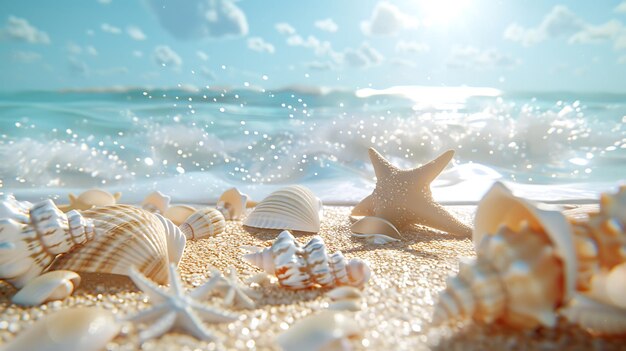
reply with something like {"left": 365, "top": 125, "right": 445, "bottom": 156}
{"left": 1, "top": 0, "right": 626, "bottom": 92}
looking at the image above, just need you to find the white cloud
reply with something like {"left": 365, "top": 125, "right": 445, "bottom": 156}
{"left": 275, "top": 22, "right": 296, "bottom": 35}
{"left": 618, "top": 55, "right": 626, "bottom": 64}
{"left": 247, "top": 37, "right": 275, "bottom": 54}
{"left": 132, "top": 50, "right": 143, "bottom": 58}
{"left": 344, "top": 42, "right": 384, "bottom": 68}
{"left": 389, "top": 57, "right": 416, "bottom": 67}
{"left": 127, "top": 26, "right": 147, "bottom": 40}
{"left": 616, "top": 2, "right": 626, "bottom": 13}
{"left": 314, "top": 18, "right": 338, "bottom": 33}
{"left": 286, "top": 34, "right": 341, "bottom": 61}
{"left": 616, "top": 34, "right": 626, "bottom": 50}
{"left": 153, "top": 45, "right": 182, "bottom": 69}
{"left": 200, "top": 66, "right": 216, "bottom": 79}
{"left": 305, "top": 61, "right": 334, "bottom": 70}
{"left": 2, "top": 16, "right": 50, "bottom": 44}
{"left": 447, "top": 46, "right": 520, "bottom": 69}
{"left": 12, "top": 50, "right": 41, "bottom": 63}
{"left": 68, "top": 57, "right": 89, "bottom": 76}
{"left": 504, "top": 5, "right": 585, "bottom": 46}
{"left": 361, "top": 2, "right": 417, "bottom": 36}
{"left": 147, "top": 0, "right": 248, "bottom": 40}
{"left": 101, "top": 23, "right": 122, "bottom": 34}
{"left": 569, "top": 20, "right": 624, "bottom": 44}
{"left": 66, "top": 42, "right": 98, "bottom": 56}
{"left": 395, "top": 40, "right": 430, "bottom": 54}
{"left": 85, "top": 45, "right": 98, "bottom": 56}
{"left": 197, "top": 50, "right": 209, "bottom": 61}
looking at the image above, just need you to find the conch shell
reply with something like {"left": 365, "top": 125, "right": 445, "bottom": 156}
{"left": 243, "top": 231, "right": 371, "bottom": 289}
{"left": 433, "top": 182, "right": 577, "bottom": 328}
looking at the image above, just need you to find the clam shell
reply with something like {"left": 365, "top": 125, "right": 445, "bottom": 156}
{"left": 351, "top": 216, "right": 402, "bottom": 240}
{"left": 164, "top": 204, "right": 196, "bottom": 226}
{"left": 327, "top": 286, "right": 363, "bottom": 301}
{"left": 1, "top": 307, "right": 121, "bottom": 351}
{"left": 243, "top": 185, "right": 323, "bottom": 233}
{"left": 12, "top": 270, "right": 81, "bottom": 306}
{"left": 141, "top": 191, "right": 171, "bottom": 214}
{"left": 276, "top": 310, "right": 359, "bottom": 351}
{"left": 68, "top": 189, "right": 121, "bottom": 211}
{"left": 51, "top": 205, "right": 186, "bottom": 285}
{"left": 179, "top": 207, "right": 226, "bottom": 240}
{"left": 562, "top": 294, "right": 626, "bottom": 336}
{"left": 217, "top": 187, "right": 250, "bottom": 220}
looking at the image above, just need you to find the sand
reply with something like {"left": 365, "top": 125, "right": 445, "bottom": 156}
{"left": 0, "top": 205, "right": 623, "bottom": 350}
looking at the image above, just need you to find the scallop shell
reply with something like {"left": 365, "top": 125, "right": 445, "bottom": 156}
{"left": 51, "top": 205, "right": 186, "bottom": 285}
{"left": 12, "top": 270, "right": 81, "bottom": 306}
{"left": 141, "top": 191, "right": 171, "bottom": 214}
{"left": 434, "top": 182, "right": 576, "bottom": 328}
{"left": 243, "top": 231, "right": 371, "bottom": 289}
{"left": 350, "top": 216, "right": 402, "bottom": 244}
{"left": 217, "top": 187, "right": 251, "bottom": 220}
{"left": 243, "top": 185, "right": 323, "bottom": 233}
{"left": 67, "top": 189, "right": 121, "bottom": 211}
{"left": 276, "top": 310, "right": 359, "bottom": 351}
{"left": 561, "top": 293, "right": 626, "bottom": 336}
{"left": 179, "top": 207, "right": 226, "bottom": 240}
{"left": 1, "top": 307, "right": 121, "bottom": 351}
{"left": 164, "top": 204, "right": 196, "bottom": 226}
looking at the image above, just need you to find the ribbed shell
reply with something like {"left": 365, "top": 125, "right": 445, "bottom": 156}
{"left": 52, "top": 205, "right": 186, "bottom": 284}
{"left": 243, "top": 186, "right": 323, "bottom": 233}
{"left": 562, "top": 294, "right": 626, "bottom": 336}
{"left": 180, "top": 207, "right": 226, "bottom": 240}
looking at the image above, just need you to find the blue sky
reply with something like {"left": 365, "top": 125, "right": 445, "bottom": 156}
{"left": 1, "top": 0, "right": 625, "bottom": 92}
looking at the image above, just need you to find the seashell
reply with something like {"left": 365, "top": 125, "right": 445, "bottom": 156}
{"left": 0, "top": 200, "right": 95, "bottom": 288}
{"left": 243, "top": 231, "right": 371, "bottom": 289}
{"left": 276, "top": 310, "right": 360, "bottom": 351}
{"left": 164, "top": 204, "right": 196, "bottom": 226}
{"left": 12, "top": 270, "right": 81, "bottom": 306}
{"left": 350, "top": 216, "right": 402, "bottom": 244}
{"left": 434, "top": 182, "right": 576, "bottom": 329}
{"left": 0, "top": 194, "right": 32, "bottom": 223}
{"left": 141, "top": 191, "right": 171, "bottom": 214}
{"left": 51, "top": 205, "right": 186, "bottom": 285}
{"left": 67, "top": 188, "right": 121, "bottom": 211}
{"left": 1, "top": 307, "right": 121, "bottom": 351}
{"left": 243, "top": 185, "right": 323, "bottom": 233}
{"left": 179, "top": 207, "right": 226, "bottom": 240}
{"left": 561, "top": 293, "right": 626, "bottom": 336}
{"left": 584, "top": 262, "right": 626, "bottom": 310}
{"left": 328, "top": 299, "right": 362, "bottom": 312}
{"left": 216, "top": 187, "right": 253, "bottom": 220}
{"left": 568, "top": 186, "right": 626, "bottom": 290}
{"left": 327, "top": 286, "right": 363, "bottom": 301}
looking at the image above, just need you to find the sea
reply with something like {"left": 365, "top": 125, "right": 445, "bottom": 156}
{"left": 0, "top": 85, "right": 624, "bottom": 205}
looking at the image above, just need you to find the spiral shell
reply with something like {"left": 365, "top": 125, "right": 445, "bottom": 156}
{"left": 179, "top": 207, "right": 226, "bottom": 240}
{"left": 243, "top": 186, "right": 323, "bottom": 233}
{"left": 217, "top": 187, "right": 252, "bottom": 220}
{"left": 434, "top": 182, "right": 576, "bottom": 328}
{"left": 141, "top": 191, "right": 171, "bottom": 214}
{"left": 243, "top": 231, "right": 371, "bottom": 289}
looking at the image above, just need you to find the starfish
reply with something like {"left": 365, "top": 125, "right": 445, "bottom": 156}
{"left": 127, "top": 264, "right": 238, "bottom": 342}
{"left": 352, "top": 148, "right": 472, "bottom": 237}
{"left": 193, "top": 266, "right": 260, "bottom": 310}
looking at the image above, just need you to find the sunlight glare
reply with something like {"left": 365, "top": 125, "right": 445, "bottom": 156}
{"left": 420, "top": 0, "right": 472, "bottom": 26}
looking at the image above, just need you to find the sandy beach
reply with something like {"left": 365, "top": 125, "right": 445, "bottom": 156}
{"left": 0, "top": 204, "right": 622, "bottom": 351}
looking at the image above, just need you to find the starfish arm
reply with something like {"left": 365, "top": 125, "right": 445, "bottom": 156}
{"left": 180, "top": 307, "right": 220, "bottom": 341}
{"left": 412, "top": 201, "right": 472, "bottom": 237}
{"left": 190, "top": 274, "right": 225, "bottom": 300}
{"left": 414, "top": 150, "right": 455, "bottom": 185}
{"left": 129, "top": 266, "right": 170, "bottom": 302}
{"left": 190, "top": 301, "right": 238, "bottom": 323}
{"left": 351, "top": 193, "right": 375, "bottom": 216}
{"left": 138, "top": 311, "right": 177, "bottom": 342}
{"left": 168, "top": 263, "right": 185, "bottom": 296}
{"left": 126, "top": 304, "right": 168, "bottom": 323}
{"left": 368, "top": 148, "right": 396, "bottom": 179}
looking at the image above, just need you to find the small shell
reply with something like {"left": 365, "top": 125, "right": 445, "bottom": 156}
{"left": 164, "top": 204, "right": 196, "bottom": 226}
{"left": 216, "top": 187, "right": 250, "bottom": 220}
{"left": 0, "top": 194, "right": 32, "bottom": 223}
{"left": 141, "top": 191, "right": 171, "bottom": 214}
{"left": 586, "top": 263, "right": 626, "bottom": 309}
{"left": 351, "top": 216, "right": 402, "bottom": 241}
{"left": 1, "top": 307, "right": 121, "bottom": 351}
{"left": 561, "top": 294, "right": 626, "bottom": 336}
{"left": 327, "top": 286, "right": 363, "bottom": 301}
{"left": 276, "top": 311, "right": 359, "bottom": 351}
{"left": 328, "top": 300, "right": 362, "bottom": 312}
{"left": 243, "top": 185, "right": 323, "bottom": 233}
{"left": 12, "top": 270, "right": 81, "bottom": 306}
{"left": 179, "top": 207, "right": 226, "bottom": 240}
{"left": 68, "top": 189, "right": 121, "bottom": 211}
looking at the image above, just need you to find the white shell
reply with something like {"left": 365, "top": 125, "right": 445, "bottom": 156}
{"left": 0, "top": 194, "right": 32, "bottom": 223}
{"left": 164, "top": 204, "right": 196, "bottom": 226}
{"left": 562, "top": 294, "right": 626, "bottom": 335}
{"left": 243, "top": 231, "right": 371, "bottom": 289}
{"left": 216, "top": 187, "right": 250, "bottom": 220}
{"left": 243, "top": 185, "right": 323, "bottom": 233}
{"left": 328, "top": 300, "right": 362, "bottom": 312}
{"left": 68, "top": 189, "right": 121, "bottom": 211}
{"left": 141, "top": 191, "right": 171, "bottom": 214}
{"left": 276, "top": 311, "right": 359, "bottom": 351}
{"left": 12, "top": 270, "right": 81, "bottom": 306}
{"left": 1, "top": 307, "right": 121, "bottom": 351}
{"left": 351, "top": 216, "right": 402, "bottom": 241}
{"left": 179, "top": 207, "right": 226, "bottom": 240}
{"left": 327, "top": 286, "right": 363, "bottom": 301}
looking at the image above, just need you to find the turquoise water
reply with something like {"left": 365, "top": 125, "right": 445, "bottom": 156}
{"left": 0, "top": 86, "right": 624, "bottom": 204}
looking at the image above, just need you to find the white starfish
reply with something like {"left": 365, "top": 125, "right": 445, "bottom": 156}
{"left": 127, "top": 263, "right": 238, "bottom": 342}
{"left": 193, "top": 266, "right": 260, "bottom": 310}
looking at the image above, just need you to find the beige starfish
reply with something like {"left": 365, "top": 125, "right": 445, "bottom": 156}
{"left": 352, "top": 148, "right": 472, "bottom": 237}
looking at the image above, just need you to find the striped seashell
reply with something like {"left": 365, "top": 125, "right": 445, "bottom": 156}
{"left": 561, "top": 293, "right": 626, "bottom": 336}
{"left": 243, "top": 185, "right": 323, "bottom": 233}
{"left": 243, "top": 231, "right": 371, "bottom": 290}
{"left": 12, "top": 270, "right": 81, "bottom": 306}
{"left": 179, "top": 207, "right": 226, "bottom": 240}
{"left": 51, "top": 205, "right": 186, "bottom": 285}
{"left": 0, "top": 194, "right": 32, "bottom": 224}
{"left": 163, "top": 204, "right": 196, "bottom": 226}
